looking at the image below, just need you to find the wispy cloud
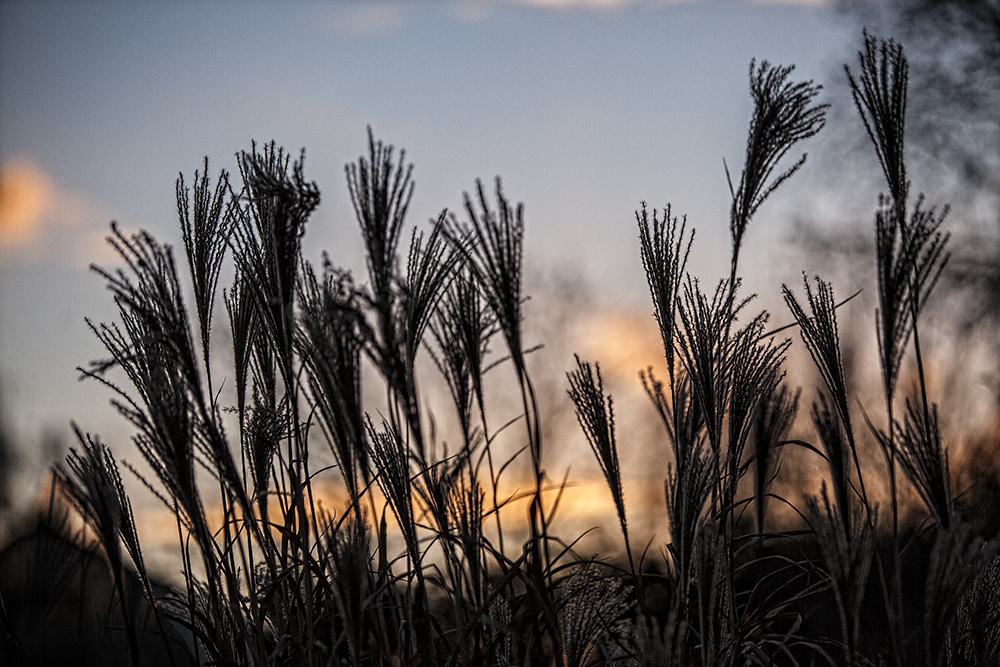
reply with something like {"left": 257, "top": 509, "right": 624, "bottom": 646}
{"left": 743, "top": 0, "right": 833, "bottom": 6}
{"left": 499, "top": 0, "right": 832, "bottom": 9}
{"left": 318, "top": 0, "right": 833, "bottom": 32}
{"left": 509, "top": 0, "right": 656, "bottom": 8}
{"left": 316, "top": 1, "right": 408, "bottom": 38}
{"left": 446, "top": 0, "right": 497, "bottom": 22}
{"left": 0, "top": 157, "right": 117, "bottom": 267}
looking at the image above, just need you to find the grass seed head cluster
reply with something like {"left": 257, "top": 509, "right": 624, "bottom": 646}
{"left": 4, "top": 32, "right": 1000, "bottom": 667}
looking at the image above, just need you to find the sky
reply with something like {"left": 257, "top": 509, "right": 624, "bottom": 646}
{"left": 0, "top": 0, "right": 891, "bottom": 479}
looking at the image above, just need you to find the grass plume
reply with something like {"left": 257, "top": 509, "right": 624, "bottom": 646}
{"left": 11, "top": 33, "right": 998, "bottom": 667}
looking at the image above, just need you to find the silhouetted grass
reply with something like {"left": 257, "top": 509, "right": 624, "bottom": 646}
{"left": 3, "top": 31, "right": 1000, "bottom": 667}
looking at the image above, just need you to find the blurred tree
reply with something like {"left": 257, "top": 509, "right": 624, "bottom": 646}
{"left": 832, "top": 1, "right": 1000, "bottom": 376}
{"left": 842, "top": 0, "right": 999, "bottom": 199}
{"left": 0, "top": 386, "right": 10, "bottom": 520}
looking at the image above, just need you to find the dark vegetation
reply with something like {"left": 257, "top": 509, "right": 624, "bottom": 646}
{"left": 2, "top": 32, "right": 1000, "bottom": 666}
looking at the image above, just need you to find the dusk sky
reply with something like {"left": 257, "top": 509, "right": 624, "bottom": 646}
{"left": 1, "top": 0, "right": 906, "bottom": 472}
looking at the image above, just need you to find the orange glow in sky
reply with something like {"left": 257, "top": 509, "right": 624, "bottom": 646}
{"left": 0, "top": 158, "right": 51, "bottom": 252}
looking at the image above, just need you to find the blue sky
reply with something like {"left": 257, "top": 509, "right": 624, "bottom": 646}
{"left": 0, "top": 0, "right": 865, "bottom": 453}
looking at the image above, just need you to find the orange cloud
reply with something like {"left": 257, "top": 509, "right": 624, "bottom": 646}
{"left": 575, "top": 308, "right": 668, "bottom": 385}
{"left": 0, "top": 156, "right": 118, "bottom": 266}
{"left": 0, "top": 158, "right": 53, "bottom": 251}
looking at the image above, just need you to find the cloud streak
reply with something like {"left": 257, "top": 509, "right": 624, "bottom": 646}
{"left": 504, "top": 0, "right": 833, "bottom": 9}
{"left": 316, "top": 1, "right": 407, "bottom": 38}
{"left": 316, "top": 0, "right": 835, "bottom": 35}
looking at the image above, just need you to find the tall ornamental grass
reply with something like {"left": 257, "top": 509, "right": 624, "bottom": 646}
{"left": 3, "top": 32, "right": 999, "bottom": 667}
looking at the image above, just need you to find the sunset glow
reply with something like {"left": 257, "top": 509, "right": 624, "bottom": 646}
{"left": 0, "top": 158, "right": 51, "bottom": 252}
